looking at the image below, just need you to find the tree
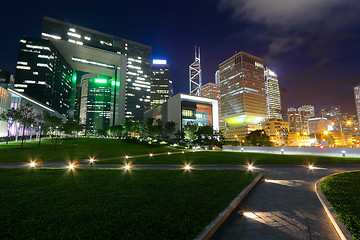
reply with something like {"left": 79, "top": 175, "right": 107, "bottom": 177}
{"left": 144, "top": 118, "right": 156, "bottom": 138}
{"left": 48, "top": 115, "right": 63, "bottom": 150}
{"left": 35, "top": 111, "right": 51, "bottom": 146}
{"left": 164, "top": 121, "right": 177, "bottom": 140}
{"left": 245, "top": 130, "right": 274, "bottom": 147}
{"left": 122, "top": 118, "right": 142, "bottom": 137}
{"left": 16, "top": 104, "right": 36, "bottom": 148}
{"left": 0, "top": 108, "right": 20, "bottom": 144}
{"left": 153, "top": 119, "right": 164, "bottom": 138}
{"left": 183, "top": 122, "right": 199, "bottom": 144}
{"left": 197, "top": 125, "right": 214, "bottom": 144}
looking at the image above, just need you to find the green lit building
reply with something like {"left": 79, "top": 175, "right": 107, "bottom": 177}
{"left": 80, "top": 74, "right": 121, "bottom": 132}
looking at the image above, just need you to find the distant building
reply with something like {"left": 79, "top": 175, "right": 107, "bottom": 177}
{"left": 280, "top": 87, "right": 288, "bottom": 122}
{"left": 262, "top": 118, "right": 289, "bottom": 146}
{"left": 0, "top": 86, "right": 11, "bottom": 137}
{"left": 189, "top": 47, "right": 202, "bottom": 96}
{"left": 287, "top": 132, "right": 311, "bottom": 147}
{"left": 354, "top": 84, "right": 360, "bottom": 130}
{"left": 150, "top": 59, "right": 170, "bottom": 108}
{"left": 219, "top": 51, "right": 267, "bottom": 140}
{"left": 298, "top": 105, "right": 315, "bottom": 134}
{"left": 0, "top": 69, "right": 14, "bottom": 88}
{"left": 221, "top": 124, "right": 263, "bottom": 141}
{"left": 201, "top": 82, "right": 225, "bottom": 128}
{"left": 144, "top": 93, "right": 219, "bottom": 132}
{"left": 215, "top": 70, "right": 220, "bottom": 85}
{"left": 288, "top": 108, "right": 301, "bottom": 132}
{"left": 308, "top": 117, "right": 330, "bottom": 134}
{"left": 264, "top": 68, "right": 282, "bottom": 119}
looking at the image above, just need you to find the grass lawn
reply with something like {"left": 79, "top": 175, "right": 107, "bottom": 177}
{"left": 0, "top": 168, "right": 257, "bottom": 240}
{"left": 0, "top": 138, "right": 178, "bottom": 163}
{"left": 93, "top": 151, "right": 360, "bottom": 165}
{"left": 320, "top": 171, "right": 360, "bottom": 240}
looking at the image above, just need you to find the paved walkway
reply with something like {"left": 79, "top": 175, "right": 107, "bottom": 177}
{"left": 0, "top": 162, "right": 358, "bottom": 239}
{"left": 213, "top": 165, "right": 360, "bottom": 240}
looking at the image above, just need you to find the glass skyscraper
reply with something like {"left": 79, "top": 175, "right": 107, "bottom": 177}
{"left": 150, "top": 59, "right": 170, "bottom": 108}
{"left": 264, "top": 68, "right": 282, "bottom": 119}
{"left": 15, "top": 37, "right": 74, "bottom": 116}
{"left": 41, "top": 16, "right": 152, "bottom": 122}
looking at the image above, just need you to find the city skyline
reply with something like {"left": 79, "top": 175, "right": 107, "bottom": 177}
{"left": 0, "top": 0, "right": 360, "bottom": 113}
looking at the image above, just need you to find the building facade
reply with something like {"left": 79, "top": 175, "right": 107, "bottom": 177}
{"left": 264, "top": 68, "right": 282, "bottom": 119}
{"left": 288, "top": 108, "right": 301, "bottom": 132}
{"left": 280, "top": 87, "right": 288, "bottom": 122}
{"left": 219, "top": 51, "right": 267, "bottom": 140}
{"left": 262, "top": 118, "right": 289, "bottom": 146}
{"left": 298, "top": 105, "right": 315, "bottom": 134}
{"left": 150, "top": 60, "right": 170, "bottom": 108}
{"left": 15, "top": 37, "right": 74, "bottom": 116}
{"left": 144, "top": 93, "right": 219, "bottom": 132}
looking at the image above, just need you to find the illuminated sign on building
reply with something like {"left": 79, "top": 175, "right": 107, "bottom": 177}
{"left": 152, "top": 59, "right": 167, "bottom": 65}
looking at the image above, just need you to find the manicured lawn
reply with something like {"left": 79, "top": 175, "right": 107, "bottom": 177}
{"left": 320, "top": 171, "right": 360, "bottom": 240}
{"left": 0, "top": 138, "right": 178, "bottom": 163}
{"left": 94, "top": 151, "right": 360, "bottom": 165}
{"left": 0, "top": 168, "right": 257, "bottom": 239}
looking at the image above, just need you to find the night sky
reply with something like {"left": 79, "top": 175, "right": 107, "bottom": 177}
{"left": 1, "top": 0, "right": 360, "bottom": 114}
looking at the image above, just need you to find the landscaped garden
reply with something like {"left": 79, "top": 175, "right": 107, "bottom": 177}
{"left": 0, "top": 138, "right": 178, "bottom": 163}
{"left": 320, "top": 171, "right": 360, "bottom": 240}
{"left": 0, "top": 168, "right": 257, "bottom": 239}
{"left": 93, "top": 151, "right": 360, "bottom": 166}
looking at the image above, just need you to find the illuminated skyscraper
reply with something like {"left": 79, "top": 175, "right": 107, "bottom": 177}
{"left": 150, "top": 59, "right": 170, "bottom": 108}
{"left": 354, "top": 84, "right": 360, "bottom": 129}
{"left": 201, "top": 82, "right": 225, "bottom": 128}
{"left": 15, "top": 37, "right": 74, "bottom": 116}
{"left": 264, "top": 68, "right": 282, "bottom": 119}
{"left": 215, "top": 70, "right": 220, "bottom": 85}
{"left": 219, "top": 51, "right": 267, "bottom": 139}
{"left": 189, "top": 46, "right": 202, "bottom": 96}
{"left": 219, "top": 51, "right": 267, "bottom": 126}
{"left": 298, "top": 105, "right": 315, "bottom": 133}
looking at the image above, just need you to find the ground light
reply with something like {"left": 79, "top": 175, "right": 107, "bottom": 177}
{"left": 168, "top": 152, "right": 171, "bottom": 155}
{"left": 184, "top": 164, "right": 191, "bottom": 171}
{"left": 149, "top": 153, "right": 153, "bottom": 157}
{"left": 308, "top": 164, "right": 314, "bottom": 170}
{"left": 125, "top": 155, "right": 129, "bottom": 159}
{"left": 182, "top": 151, "right": 184, "bottom": 154}
{"left": 29, "top": 161, "right": 36, "bottom": 168}
{"left": 89, "top": 158, "right": 95, "bottom": 164}
{"left": 247, "top": 164, "right": 254, "bottom": 170}
{"left": 68, "top": 163, "right": 75, "bottom": 170}
{"left": 123, "top": 164, "right": 131, "bottom": 171}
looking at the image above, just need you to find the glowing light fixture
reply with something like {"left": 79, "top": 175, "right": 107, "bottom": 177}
{"left": 68, "top": 164, "right": 75, "bottom": 170}
{"left": 308, "top": 164, "right": 314, "bottom": 170}
{"left": 247, "top": 164, "right": 254, "bottom": 170}
{"left": 29, "top": 161, "right": 36, "bottom": 168}
{"left": 184, "top": 164, "right": 191, "bottom": 170}
{"left": 168, "top": 152, "right": 171, "bottom": 155}
{"left": 89, "top": 158, "right": 95, "bottom": 164}
{"left": 125, "top": 155, "right": 129, "bottom": 159}
{"left": 149, "top": 153, "right": 153, "bottom": 157}
{"left": 124, "top": 164, "right": 131, "bottom": 170}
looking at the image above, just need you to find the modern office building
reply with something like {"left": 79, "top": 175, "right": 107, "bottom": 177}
{"left": 189, "top": 47, "right": 202, "bottom": 96}
{"left": 222, "top": 124, "right": 263, "bottom": 141}
{"left": 219, "top": 51, "right": 267, "bottom": 125}
{"left": 201, "top": 82, "right": 225, "bottom": 128}
{"left": 262, "top": 118, "right": 289, "bottom": 146}
{"left": 79, "top": 74, "right": 121, "bottom": 132}
{"left": 218, "top": 51, "right": 267, "bottom": 139}
{"left": 280, "top": 87, "right": 288, "bottom": 122}
{"left": 41, "top": 16, "right": 150, "bottom": 122}
{"left": 15, "top": 37, "right": 74, "bottom": 116}
{"left": 144, "top": 93, "right": 219, "bottom": 132}
{"left": 264, "top": 68, "right": 282, "bottom": 119}
{"left": 298, "top": 105, "right": 315, "bottom": 134}
{"left": 288, "top": 107, "right": 301, "bottom": 132}
{"left": 150, "top": 59, "right": 170, "bottom": 108}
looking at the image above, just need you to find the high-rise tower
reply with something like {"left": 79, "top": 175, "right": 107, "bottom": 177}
{"left": 189, "top": 46, "right": 202, "bottom": 96}
{"left": 264, "top": 68, "right": 282, "bottom": 119}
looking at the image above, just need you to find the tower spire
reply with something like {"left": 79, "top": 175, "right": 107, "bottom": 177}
{"left": 189, "top": 46, "right": 202, "bottom": 96}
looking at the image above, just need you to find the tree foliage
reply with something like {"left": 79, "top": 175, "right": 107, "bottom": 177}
{"left": 183, "top": 122, "right": 199, "bottom": 143}
{"left": 245, "top": 130, "right": 274, "bottom": 147}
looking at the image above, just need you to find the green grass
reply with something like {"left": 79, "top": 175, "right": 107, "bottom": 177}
{"left": 93, "top": 151, "right": 360, "bottom": 165}
{"left": 0, "top": 168, "right": 257, "bottom": 240}
{"left": 0, "top": 138, "right": 178, "bottom": 163}
{"left": 320, "top": 171, "right": 360, "bottom": 240}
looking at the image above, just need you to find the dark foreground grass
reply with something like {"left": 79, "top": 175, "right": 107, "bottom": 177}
{"left": 320, "top": 171, "right": 360, "bottom": 240}
{"left": 94, "top": 151, "right": 360, "bottom": 165}
{"left": 0, "top": 168, "right": 257, "bottom": 240}
{"left": 0, "top": 138, "right": 177, "bottom": 163}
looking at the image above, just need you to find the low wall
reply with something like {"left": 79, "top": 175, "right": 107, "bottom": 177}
{"left": 222, "top": 146, "right": 360, "bottom": 158}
